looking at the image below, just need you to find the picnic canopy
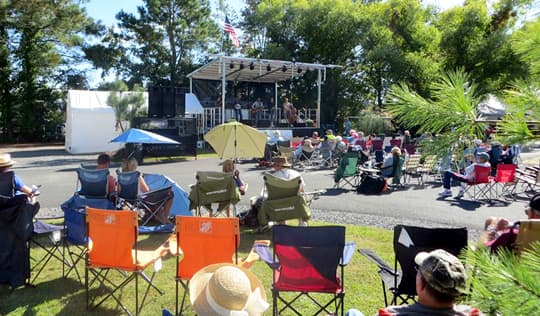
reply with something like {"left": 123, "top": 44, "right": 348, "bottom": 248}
{"left": 186, "top": 55, "right": 339, "bottom": 127}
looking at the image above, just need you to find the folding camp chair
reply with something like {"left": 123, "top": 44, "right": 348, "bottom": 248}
{"left": 360, "top": 225, "right": 467, "bottom": 306}
{"left": 403, "top": 154, "right": 423, "bottom": 185}
{"left": 30, "top": 220, "right": 65, "bottom": 285}
{"left": 258, "top": 173, "right": 311, "bottom": 227}
{"left": 76, "top": 167, "right": 110, "bottom": 199}
{"left": 173, "top": 216, "right": 240, "bottom": 315}
{"left": 138, "top": 186, "right": 174, "bottom": 226}
{"left": 513, "top": 220, "right": 540, "bottom": 255}
{"left": 254, "top": 225, "right": 355, "bottom": 316}
{"left": 0, "top": 193, "right": 39, "bottom": 288}
{"left": 390, "top": 139, "right": 402, "bottom": 148}
{"left": 488, "top": 164, "right": 517, "bottom": 201}
{"left": 334, "top": 151, "right": 360, "bottom": 189}
{"left": 388, "top": 157, "right": 405, "bottom": 188}
{"left": 514, "top": 168, "right": 540, "bottom": 195}
{"left": 372, "top": 139, "right": 383, "bottom": 152}
{"left": 115, "top": 170, "right": 140, "bottom": 209}
{"left": 61, "top": 195, "right": 115, "bottom": 286}
{"left": 188, "top": 171, "right": 241, "bottom": 217}
{"left": 85, "top": 208, "right": 167, "bottom": 316}
{"left": 418, "top": 155, "right": 438, "bottom": 183}
{"left": 403, "top": 143, "right": 417, "bottom": 155}
{"left": 0, "top": 171, "right": 65, "bottom": 286}
{"left": 462, "top": 165, "right": 492, "bottom": 201}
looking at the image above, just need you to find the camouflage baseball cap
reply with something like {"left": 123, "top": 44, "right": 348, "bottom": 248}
{"left": 415, "top": 249, "right": 467, "bottom": 297}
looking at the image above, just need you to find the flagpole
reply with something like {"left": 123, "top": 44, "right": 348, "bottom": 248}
{"left": 219, "top": 0, "right": 225, "bottom": 55}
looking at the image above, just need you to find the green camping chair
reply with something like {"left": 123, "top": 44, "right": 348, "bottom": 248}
{"left": 258, "top": 173, "right": 311, "bottom": 226}
{"left": 334, "top": 151, "right": 360, "bottom": 190}
{"left": 389, "top": 156, "right": 405, "bottom": 188}
{"left": 188, "top": 171, "right": 241, "bottom": 217}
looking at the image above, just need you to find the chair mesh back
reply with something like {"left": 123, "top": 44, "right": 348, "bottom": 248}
{"left": 372, "top": 140, "right": 383, "bottom": 151}
{"left": 77, "top": 168, "right": 109, "bottom": 198}
{"left": 472, "top": 165, "right": 491, "bottom": 184}
{"left": 264, "top": 173, "right": 300, "bottom": 200}
{"left": 273, "top": 225, "right": 345, "bottom": 292}
{"left": 515, "top": 220, "right": 540, "bottom": 255}
{"left": 390, "top": 139, "right": 402, "bottom": 148}
{"left": 495, "top": 164, "right": 516, "bottom": 183}
{"left": 195, "top": 171, "right": 237, "bottom": 204}
{"left": 86, "top": 208, "right": 137, "bottom": 271}
{"left": 116, "top": 170, "right": 140, "bottom": 201}
{"left": 393, "top": 225, "right": 467, "bottom": 296}
{"left": 65, "top": 208, "right": 87, "bottom": 245}
{"left": 175, "top": 216, "right": 239, "bottom": 279}
{"left": 0, "top": 171, "right": 15, "bottom": 197}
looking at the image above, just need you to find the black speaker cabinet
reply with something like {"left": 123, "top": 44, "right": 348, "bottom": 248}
{"left": 162, "top": 87, "right": 175, "bottom": 117}
{"left": 148, "top": 86, "right": 163, "bottom": 117}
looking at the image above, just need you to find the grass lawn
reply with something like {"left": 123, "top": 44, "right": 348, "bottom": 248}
{"left": 0, "top": 222, "right": 394, "bottom": 316}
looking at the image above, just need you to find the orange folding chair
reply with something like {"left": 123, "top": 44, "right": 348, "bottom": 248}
{"left": 173, "top": 216, "right": 240, "bottom": 315}
{"left": 85, "top": 208, "right": 167, "bottom": 315}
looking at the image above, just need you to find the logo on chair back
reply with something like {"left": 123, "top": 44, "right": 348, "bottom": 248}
{"left": 206, "top": 176, "right": 225, "bottom": 181}
{"left": 104, "top": 214, "right": 116, "bottom": 225}
{"left": 199, "top": 221, "right": 213, "bottom": 233}
{"left": 206, "top": 189, "right": 227, "bottom": 195}
{"left": 274, "top": 205, "right": 294, "bottom": 212}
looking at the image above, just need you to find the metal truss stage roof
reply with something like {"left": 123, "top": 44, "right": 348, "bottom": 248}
{"left": 187, "top": 55, "right": 339, "bottom": 83}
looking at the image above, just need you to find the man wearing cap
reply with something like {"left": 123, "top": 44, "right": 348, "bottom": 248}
{"left": 379, "top": 249, "right": 481, "bottom": 315}
{"left": 0, "top": 153, "right": 36, "bottom": 200}
{"left": 439, "top": 152, "right": 490, "bottom": 198}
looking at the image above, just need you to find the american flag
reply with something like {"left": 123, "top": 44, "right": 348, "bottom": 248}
{"left": 223, "top": 16, "right": 240, "bottom": 48}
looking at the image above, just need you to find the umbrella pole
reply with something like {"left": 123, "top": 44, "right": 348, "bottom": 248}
{"left": 234, "top": 125, "right": 237, "bottom": 163}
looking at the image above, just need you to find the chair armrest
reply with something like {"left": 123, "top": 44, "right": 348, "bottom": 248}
{"left": 340, "top": 242, "right": 356, "bottom": 266}
{"left": 359, "top": 248, "right": 397, "bottom": 276}
{"left": 254, "top": 244, "right": 280, "bottom": 270}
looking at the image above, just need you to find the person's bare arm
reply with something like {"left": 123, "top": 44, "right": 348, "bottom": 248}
{"left": 139, "top": 177, "right": 150, "bottom": 193}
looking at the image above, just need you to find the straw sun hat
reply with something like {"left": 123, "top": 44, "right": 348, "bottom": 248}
{"left": 0, "top": 153, "right": 15, "bottom": 168}
{"left": 189, "top": 263, "right": 269, "bottom": 316}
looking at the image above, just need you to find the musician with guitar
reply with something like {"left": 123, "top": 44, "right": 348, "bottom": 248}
{"left": 251, "top": 97, "right": 264, "bottom": 127}
{"left": 283, "top": 97, "right": 298, "bottom": 126}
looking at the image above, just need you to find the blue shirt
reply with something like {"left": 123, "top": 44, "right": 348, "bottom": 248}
{"left": 14, "top": 174, "right": 25, "bottom": 193}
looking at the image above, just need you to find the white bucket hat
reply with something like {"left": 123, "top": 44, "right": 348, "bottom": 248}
{"left": 0, "top": 153, "right": 15, "bottom": 168}
{"left": 189, "top": 263, "right": 269, "bottom": 316}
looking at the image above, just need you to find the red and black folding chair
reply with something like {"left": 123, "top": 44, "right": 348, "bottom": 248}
{"left": 255, "top": 225, "right": 355, "bottom": 316}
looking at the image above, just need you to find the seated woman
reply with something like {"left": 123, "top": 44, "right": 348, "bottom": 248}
{"left": 295, "top": 138, "right": 314, "bottom": 160}
{"left": 379, "top": 147, "right": 402, "bottom": 178}
{"left": 222, "top": 159, "right": 247, "bottom": 195}
{"left": 121, "top": 157, "right": 149, "bottom": 193}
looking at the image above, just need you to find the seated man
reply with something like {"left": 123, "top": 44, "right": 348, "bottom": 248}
{"left": 439, "top": 152, "right": 490, "bottom": 198}
{"left": 254, "top": 156, "right": 308, "bottom": 230}
{"left": 346, "top": 249, "right": 483, "bottom": 316}
{"left": 96, "top": 153, "right": 117, "bottom": 198}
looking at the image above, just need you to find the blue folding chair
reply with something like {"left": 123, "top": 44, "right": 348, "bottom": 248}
{"left": 61, "top": 195, "right": 114, "bottom": 285}
{"left": 76, "top": 167, "right": 110, "bottom": 199}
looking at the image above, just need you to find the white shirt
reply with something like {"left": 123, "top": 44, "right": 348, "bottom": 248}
{"left": 464, "top": 162, "right": 491, "bottom": 181}
{"left": 271, "top": 168, "right": 305, "bottom": 192}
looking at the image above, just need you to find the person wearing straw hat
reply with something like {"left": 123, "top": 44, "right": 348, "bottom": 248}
{"left": 271, "top": 156, "right": 304, "bottom": 192}
{"left": 0, "top": 153, "right": 36, "bottom": 200}
{"left": 189, "top": 263, "right": 269, "bottom": 316}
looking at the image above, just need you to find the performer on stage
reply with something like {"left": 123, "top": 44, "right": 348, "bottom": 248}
{"left": 251, "top": 97, "right": 264, "bottom": 127}
{"left": 234, "top": 95, "right": 243, "bottom": 122}
{"left": 268, "top": 97, "right": 275, "bottom": 128}
{"left": 282, "top": 97, "right": 297, "bottom": 126}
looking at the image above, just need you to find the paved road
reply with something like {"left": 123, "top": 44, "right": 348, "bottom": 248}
{"left": 5, "top": 145, "right": 538, "bottom": 239}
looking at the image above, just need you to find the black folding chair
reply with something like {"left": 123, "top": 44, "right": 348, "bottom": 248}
{"left": 360, "top": 225, "right": 468, "bottom": 306}
{"left": 115, "top": 170, "right": 140, "bottom": 209}
{"left": 138, "top": 186, "right": 174, "bottom": 226}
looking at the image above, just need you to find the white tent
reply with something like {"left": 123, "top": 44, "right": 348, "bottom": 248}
{"left": 477, "top": 94, "right": 507, "bottom": 120}
{"left": 65, "top": 90, "right": 148, "bottom": 154}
